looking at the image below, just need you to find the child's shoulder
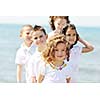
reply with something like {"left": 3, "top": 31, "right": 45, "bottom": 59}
{"left": 16, "top": 47, "right": 25, "bottom": 56}
{"left": 72, "top": 44, "right": 82, "bottom": 50}
{"left": 71, "top": 45, "right": 83, "bottom": 54}
{"left": 16, "top": 43, "right": 26, "bottom": 54}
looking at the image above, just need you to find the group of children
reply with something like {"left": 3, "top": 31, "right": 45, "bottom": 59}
{"left": 15, "top": 16, "right": 94, "bottom": 83}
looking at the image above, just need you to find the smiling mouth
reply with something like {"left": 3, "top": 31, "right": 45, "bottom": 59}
{"left": 57, "top": 56, "right": 63, "bottom": 58}
{"left": 69, "top": 39, "right": 74, "bottom": 41}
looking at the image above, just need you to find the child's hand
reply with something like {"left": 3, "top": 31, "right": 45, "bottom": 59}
{"left": 31, "top": 76, "right": 37, "bottom": 83}
{"left": 66, "top": 77, "right": 71, "bottom": 83}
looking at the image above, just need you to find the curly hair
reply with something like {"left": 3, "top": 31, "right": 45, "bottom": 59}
{"left": 62, "top": 24, "right": 79, "bottom": 49}
{"left": 41, "top": 34, "right": 70, "bottom": 64}
{"left": 49, "top": 16, "right": 70, "bottom": 30}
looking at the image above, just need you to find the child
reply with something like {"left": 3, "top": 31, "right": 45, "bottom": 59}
{"left": 48, "top": 16, "right": 70, "bottom": 37}
{"left": 27, "top": 25, "right": 48, "bottom": 83}
{"left": 37, "top": 34, "right": 72, "bottom": 83}
{"left": 15, "top": 25, "right": 35, "bottom": 83}
{"left": 62, "top": 24, "right": 94, "bottom": 82}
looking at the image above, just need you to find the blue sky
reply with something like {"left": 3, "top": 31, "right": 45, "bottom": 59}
{"left": 0, "top": 16, "right": 100, "bottom": 27}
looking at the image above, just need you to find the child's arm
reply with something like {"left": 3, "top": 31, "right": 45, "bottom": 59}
{"left": 31, "top": 76, "right": 37, "bottom": 83}
{"left": 17, "top": 64, "right": 22, "bottom": 83}
{"left": 37, "top": 74, "right": 45, "bottom": 83}
{"left": 78, "top": 37, "right": 94, "bottom": 53}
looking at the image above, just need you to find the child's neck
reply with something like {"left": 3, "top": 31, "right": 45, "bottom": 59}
{"left": 24, "top": 41, "right": 32, "bottom": 47}
{"left": 38, "top": 45, "right": 46, "bottom": 52}
{"left": 52, "top": 60, "right": 64, "bottom": 67}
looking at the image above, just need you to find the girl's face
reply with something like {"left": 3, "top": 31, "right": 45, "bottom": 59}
{"left": 54, "top": 18, "right": 67, "bottom": 32}
{"left": 54, "top": 43, "right": 66, "bottom": 61}
{"left": 32, "top": 31, "right": 47, "bottom": 47}
{"left": 21, "top": 27, "right": 33, "bottom": 43}
{"left": 66, "top": 28, "right": 77, "bottom": 45}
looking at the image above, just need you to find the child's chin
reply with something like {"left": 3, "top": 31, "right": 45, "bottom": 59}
{"left": 69, "top": 41, "right": 74, "bottom": 45}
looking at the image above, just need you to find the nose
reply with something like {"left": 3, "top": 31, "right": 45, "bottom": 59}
{"left": 69, "top": 36, "right": 74, "bottom": 40}
{"left": 58, "top": 51, "right": 62, "bottom": 56}
{"left": 58, "top": 25, "right": 63, "bottom": 30}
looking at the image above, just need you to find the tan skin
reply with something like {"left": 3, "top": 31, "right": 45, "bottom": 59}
{"left": 38, "top": 43, "right": 71, "bottom": 83}
{"left": 54, "top": 18, "right": 67, "bottom": 33}
{"left": 17, "top": 64, "right": 22, "bottom": 82}
{"left": 65, "top": 28, "right": 94, "bottom": 83}
{"left": 50, "top": 18, "right": 71, "bottom": 83}
{"left": 17, "top": 27, "right": 33, "bottom": 83}
{"left": 66, "top": 28, "right": 94, "bottom": 53}
{"left": 30, "top": 30, "right": 47, "bottom": 83}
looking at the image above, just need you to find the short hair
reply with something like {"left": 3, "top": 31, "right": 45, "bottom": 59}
{"left": 20, "top": 24, "right": 33, "bottom": 37}
{"left": 33, "top": 25, "right": 47, "bottom": 35}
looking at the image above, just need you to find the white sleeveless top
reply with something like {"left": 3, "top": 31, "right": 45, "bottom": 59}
{"left": 39, "top": 60, "right": 72, "bottom": 83}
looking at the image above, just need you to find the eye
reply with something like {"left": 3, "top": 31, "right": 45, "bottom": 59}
{"left": 73, "top": 33, "right": 76, "bottom": 36}
{"left": 26, "top": 32, "right": 30, "bottom": 35}
{"left": 34, "top": 37, "right": 38, "bottom": 40}
{"left": 58, "top": 23, "right": 60, "bottom": 25}
{"left": 62, "top": 49, "right": 65, "bottom": 51}
{"left": 66, "top": 34, "right": 71, "bottom": 36}
{"left": 55, "top": 49, "right": 58, "bottom": 51}
{"left": 39, "top": 35, "right": 43, "bottom": 38}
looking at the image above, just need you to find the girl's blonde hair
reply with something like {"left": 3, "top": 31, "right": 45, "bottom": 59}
{"left": 41, "top": 34, "right": 70, "bottom": 63}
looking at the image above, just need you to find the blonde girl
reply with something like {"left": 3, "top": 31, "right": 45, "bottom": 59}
{"left": 37, "top": 34, "right": 72, "bottom": 83}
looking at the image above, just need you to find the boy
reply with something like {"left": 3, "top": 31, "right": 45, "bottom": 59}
{"left": 27, "top": 25, "right": 48, "bottom": 82}
{"left": 15, "top": 25, "right": 35, "bottom": 83}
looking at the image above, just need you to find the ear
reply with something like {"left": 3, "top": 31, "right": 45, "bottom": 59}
{"left": 19, "top": 34, "right": 23, "bottom": 39}
{"left": 20, "top": 32, "right": 23, "bottom": 37}
{"left": 20, "top": 34, "right": 22, "bottom": 37}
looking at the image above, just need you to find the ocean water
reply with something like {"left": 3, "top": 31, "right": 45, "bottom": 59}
{"left": 0, "top": 24, "right": 100, "bottom": 83}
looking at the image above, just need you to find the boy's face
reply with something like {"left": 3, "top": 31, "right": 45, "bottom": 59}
{"left": 54, "top": 18, "right": 67, "bottom": 32}
{"left": 21, "top": 27, "right": 33, "bottom": 43}
{"left": 54, "top": 43, "right": 66, "bottom": 62}
{"left": 66, "top": 28, "right": 77, "bottom": 45}
{"left": 32, "top": 30, "right": 47, "bottom": 47}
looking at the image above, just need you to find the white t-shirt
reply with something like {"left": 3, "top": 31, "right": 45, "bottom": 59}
{"left": 27, "top": 48, "right": 42, "bottom": 82}
{"left": 39, "top": 60, "right": 72, "bottom": 83}
{"left": 69, "top": 45, "right": 82, "bottom": 82}
{"left": 15, "top": 43, "right": 36, "bottom": 82}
